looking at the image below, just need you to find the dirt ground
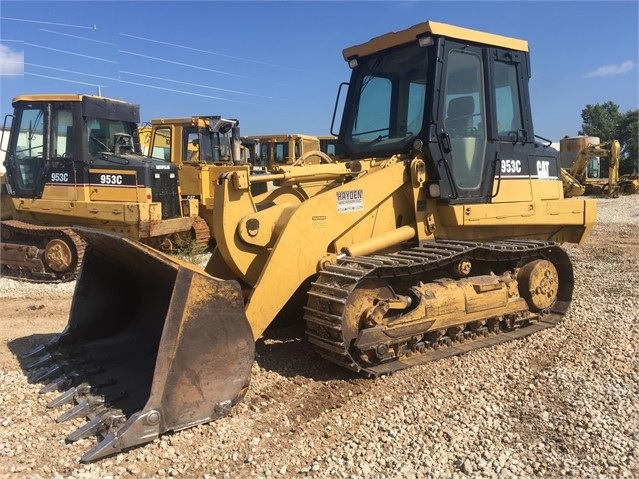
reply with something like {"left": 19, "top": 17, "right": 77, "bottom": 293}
{"left": 0, "top": 195, "right": 637, "bottom": 479}
{"left": 0, "top": 298, "right": 71, "bottom": 370}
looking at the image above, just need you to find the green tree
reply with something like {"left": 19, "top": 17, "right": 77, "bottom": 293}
{"left": 580, "top": 102, "right": 638, "bottom": 174}
{"left": 579, "top": 101, "right": 621, "bottom": 140}
{"left": 618, "top": 109, "right": 638, "bottom": 174}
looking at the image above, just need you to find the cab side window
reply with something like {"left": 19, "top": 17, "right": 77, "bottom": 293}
{"left": 13, "top": 107, "right": 45, "bottom": 190}
{"left": 494, "top": 61, "right": 523, "bottom": 138}
{"left": 151, "top": 127, "right": 171, "bottom": 161}
{"left": 51, "top": 108, "right": 74, "bottom": 159}
{"left": 184, "top": 129, "right": 199, "bottom": 163}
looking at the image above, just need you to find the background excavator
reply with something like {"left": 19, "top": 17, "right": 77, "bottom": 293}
{"left": 20, "top": 20, "right": 595, "bottom": 462}
{"left": 559, "top": 136, "right": 622, "bottom": 197}
{"left": 0, "top": 94, "right": 203, "bottom": 282}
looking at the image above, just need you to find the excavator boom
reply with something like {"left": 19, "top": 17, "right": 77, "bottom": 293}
{"left": 561, "top": 138, "right": 621, "bottom": 197}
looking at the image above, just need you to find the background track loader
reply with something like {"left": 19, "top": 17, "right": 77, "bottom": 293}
{"left": 0, "top": 94, "right": 204, "bottom": 282}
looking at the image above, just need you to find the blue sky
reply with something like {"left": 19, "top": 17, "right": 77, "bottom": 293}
{"left": 0, "top": 1, "right": 637, "bottom": 141}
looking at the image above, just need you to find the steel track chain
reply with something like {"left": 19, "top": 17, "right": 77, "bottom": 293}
{"left": 1, "top": 220, "right": 86, "bottom": 283}
{"left": 304, "top": 239, "right": 573, "bottom": 376}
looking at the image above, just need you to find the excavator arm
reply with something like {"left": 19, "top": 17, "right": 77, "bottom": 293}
{"left": 563, "top": 140, "right": 621, "bottom": 197}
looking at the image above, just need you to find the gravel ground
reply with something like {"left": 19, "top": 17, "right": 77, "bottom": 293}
{"left": 0, "top": 194, "right": 637, "bottom": 479}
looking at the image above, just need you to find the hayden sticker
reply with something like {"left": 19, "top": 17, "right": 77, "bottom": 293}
{"left": 337, "top": 189, "right": 363, "bottom": 212}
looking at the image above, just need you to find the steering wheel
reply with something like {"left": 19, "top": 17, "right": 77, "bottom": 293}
{"left": 291, "top": 150, "right": 334, "bottom": 166}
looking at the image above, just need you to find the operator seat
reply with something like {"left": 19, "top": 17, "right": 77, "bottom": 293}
{"left": 446, "top": 96, "right": 479, "bottom": 188}
{"left": 446, "top": 96, "right": 475, "bottom": 136}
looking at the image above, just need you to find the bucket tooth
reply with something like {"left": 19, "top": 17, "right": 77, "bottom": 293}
{"left": 80, "top": 432, "right": 123, "bottom": 463}
{"left": 56, "top": 395, "right": 105, "bottom": 423}
{"left": 66, "top": 415, "right": 103, "bottom": 442}
{"left": 24, "top": 353, "right": 53, "bottom": 370}
{"left": 39, "top": 376, "right": 70, "bottom": 394}
{"left": 67, "top": 408, "right": 126, "bottom": 443}
{"left": 32, "top": 364, "right": 61, "bottom": 383}
{"left": 20, "top": 344, "right": 48, "bottom": 360}
{"left": 20, "top": 335, "right": 62, "bottom": 360}
{"left": 79, "top": 408, "right": 163, "bottom": 463}
{"left": 47, "top": 383, "right": 90, "bottom": 409}
{"left": 20, "top": 341, "right": 53, "bottom": 360}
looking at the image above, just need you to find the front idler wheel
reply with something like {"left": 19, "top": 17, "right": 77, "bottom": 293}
{"left": 517, "top": 259, "right": 559, "bottom": 312}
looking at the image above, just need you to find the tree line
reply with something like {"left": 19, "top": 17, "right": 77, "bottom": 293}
{"left": 579, "top": 102, "right": 638, "bottom": 175}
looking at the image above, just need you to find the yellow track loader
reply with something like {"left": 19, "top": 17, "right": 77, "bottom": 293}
{"left": 138, "top": 116, "right": 249, "bottom": 244}
{"left": 248, "top": 133, "right": 335, "bottom": 167}
{"left": 21, "top": 21, "right": 595, "bottom": 462}
{"left": 137, "top": 116, "right": 285, "bottom": 240}
{"left": 0, "top": 94, "right": 201, "bottom": 282}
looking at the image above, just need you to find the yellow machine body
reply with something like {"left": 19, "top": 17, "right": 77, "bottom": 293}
{"left": 21, "top": 21, "right": 595, "bottom": 462}
{"left": 1, "top": 94, "right": 199, "bottom": 282}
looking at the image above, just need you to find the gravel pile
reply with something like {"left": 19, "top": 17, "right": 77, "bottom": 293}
{"left": 0, "top": 194, "right": 637, "bottom": 479}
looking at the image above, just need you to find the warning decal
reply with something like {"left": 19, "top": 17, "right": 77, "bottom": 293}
{"left": 337, "top": 189, "right": 363, "bottom": 212}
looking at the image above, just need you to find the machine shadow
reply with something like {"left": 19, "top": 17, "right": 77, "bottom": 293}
{"left": 8, "top": 328, "right": 354, "bottom": 385}
{"left": 8, "top": 333, "right": 60, "bottom": 384}
{"left": 255, "top": 321, "right": 357, "bottom": 382}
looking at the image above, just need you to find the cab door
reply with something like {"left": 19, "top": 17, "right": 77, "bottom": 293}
{"left": 5, "top": 105, "right": 48, "bottom": 198}
{"left": 488, "top": 48, "right": 537, "bottom": 203}
{"left": 178, "top": 126, "right": 205, "bottom": 199}
{"left": 5, "top": 102, "right": 77, "bottom": 200}
{"left": 436, "top": 40, "right": 493, "bottom": 203}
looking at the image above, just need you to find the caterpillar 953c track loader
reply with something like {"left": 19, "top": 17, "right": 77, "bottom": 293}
{"left": 21, "top": 21, "right": 595, "bottom": 462}
{"left": 247, "top": 133, "right": 335, "bottom": 167}
{"left": 138, "top": 117, "right": 336, "bottom": 232}
{"left": 137, "top": 116, "right": 265, "bottom": 241}
{"left": 0, "top": 94, "right": 203, "bottom": 282}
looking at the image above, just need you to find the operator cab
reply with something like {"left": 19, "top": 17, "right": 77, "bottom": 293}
{"left": 3, "top": 94, "right": 182, "bottom": 219}
{"left": 148, "top": 116, "right": 237, "bottom": 165}
{"left": 3, "top": 94, "right": 141, "bottom": 198}
{"left": 336, "top": 21, "right": 558, "bottom": 204}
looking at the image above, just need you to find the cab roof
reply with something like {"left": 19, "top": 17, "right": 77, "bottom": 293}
{"left": 12, "top": 93, "right": 131, "bottom": 105}
{"left": 342, "top": 20, "right": 528, "bottom": 61}
{"left": 247, "top": 134, "right": 320, "bottom": 142}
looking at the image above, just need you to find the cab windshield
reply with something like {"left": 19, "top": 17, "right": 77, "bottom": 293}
{"left": 87, "top": 118, "right": 136, "bottom": 156}
{"left": 343, "top": 43, "right": 428, "bottom": 157}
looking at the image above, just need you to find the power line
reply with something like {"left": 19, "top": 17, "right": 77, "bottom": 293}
{"left": 117, "top": 79, "right": 268, "bottom": 106}
{"left": 26, "top": 43, "right": 118, "bottom": 63}
{"left": 120, "top": 71, "right": 276, "bottom": 99}
{"left": 38, "top": 29, "right": 118, "bottom": 46}
{"left": 119, "top": 50, "right": 282, "bottom": 84}
{"left": 0, "top": 16, "right": 95, "bottom": 30}
{"left": 25, "top": 63, "right": 277, "bottom": 100}
{"left": 27, "top": 72, "right": 103, "bottom": 87}
{"left": 26, "top": 63, "right": 117, "bottom": 82}
{"left": 119, "top": 32, "right": 335, "bottom": 78}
